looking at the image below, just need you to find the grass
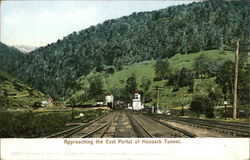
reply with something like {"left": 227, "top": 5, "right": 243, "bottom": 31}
{"left": 0, "top": 71, "right": 47, "bottom": 110}
{"left": 169, "top": 50, "right": 233, "bottom": 70}
{"left": 105, "top": 50, "right": 233, "bottom": 92}
{"left": 106, "top": 61, "right": 155, "bottom": 89}
{"left": 0, "top": 108, "right": 109, "bottom": 138}
{"left": 66, "top": 49, "right": 235, "bottom": 108}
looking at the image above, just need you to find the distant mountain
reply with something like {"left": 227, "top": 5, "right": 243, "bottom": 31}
{"left": 14, "top": 45, "right": 37, "bottom": 53}
{"left": 0, "top": 71, "right": 47, "bottom": 110}
{"left": 0, "top": 0, "right": 248, "bottom": 100}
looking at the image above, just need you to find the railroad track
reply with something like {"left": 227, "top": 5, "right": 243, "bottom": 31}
{"left": 146, "top": 114, "right": 249, "bottom": 137}
{"left": 127, "top": 111, "right": 154, "bottom": 138}
{"left": 143, "top": 114, "right": 197, "bottom": 138}
{"left": 80, "top": 112, "right": 120, "bottom": 138}
{"left": 46, "top": 112, "right": 115, "bottom": 138}
{"left": 127, "top": 111, "right": 197, "bottom": 138}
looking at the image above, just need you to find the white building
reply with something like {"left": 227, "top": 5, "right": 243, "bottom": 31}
{"left": 41, "top": 100, "right": 48, "bottom": 107}
{"left": 105, "top": 94, "right": 114, "bottom": 108}
{"left": 132, "top": 93, "right": 144, "bottom": 110}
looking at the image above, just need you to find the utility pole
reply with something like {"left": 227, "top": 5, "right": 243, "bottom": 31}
{"left": 233, "top": 41, "right": 239, "bottom": 119}
{"left": 152, "top": 87, "right": 163, "bottom": 113}
{"left": 157, "top": 87, "right": 160, "bottom": 113}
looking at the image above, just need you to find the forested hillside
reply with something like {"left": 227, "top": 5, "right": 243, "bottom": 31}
{"left": 0, "top": 71, "right": 47, "bottom": 110}
{"left": 65, "top": 50, "right": 235, "bottom": 106}
{"left": 0, "top": 0, "right": 249, "bottom": 99}
{"left": 0, "top": 42, "right": 24, "bottom": 74}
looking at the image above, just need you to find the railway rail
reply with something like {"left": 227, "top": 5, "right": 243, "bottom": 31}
{"left": 127, "top": 111, "right": 197, "bottom": 138}
{"left": 127, "top": 111, "right": 154, "bottom": 138}
{"left": 46, "top": 112, "right": 116, "bottom": 138}
{"left": 80, "top": 112, "right": 119, "bottom": 138}
{"left": 46, "top": 110, "right": 247, "bottom": 138}
{"left": 143, "top": 114, "right": 197, "bottom": 138}
{"left": 146, "top": 114, "right": 249, "bottom": 137}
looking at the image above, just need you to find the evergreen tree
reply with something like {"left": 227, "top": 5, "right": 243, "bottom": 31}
{"left": 154, "top": 59, "right": 170, "bottom": 80}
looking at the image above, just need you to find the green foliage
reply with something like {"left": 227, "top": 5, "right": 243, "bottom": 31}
{"left": 215, "top": 60, "right": 234, "bottom": 99}
{"left": 166, "top": 67, "right": 194, "bottom": 93}
{"left": 0, "top": 1, "right": 247, "bottom": 99}
{"left": 215, "top": 57, "right": 249, "bottom": 106}
{"left": 0, "top": 111, "right": 71, "bottom": 137}
{"left": 177, "top": 67, "right": 194, "bottom": 88}
{"left": 140, "top": 76, "right": 151, "bottom": 93}
{"left": 154, "top": 59, "right": 170, "bottom": 80}
{"left": 0, "top": 71, "right": 47, "bottom": 110}
{"left": 0, "top": 109, "right": 106, "bottom": 137}
{"left": 190, "top": 95, "right": 214, "bottom": 118}
{"left": 237, "top": 64, "right": 249, "bottom": 105}
{"left": 194, "top": 55, "right": 210, "bottom": 78}
{"left": 66, "top": 50, "right": 235, "bottom": 108}
{"left": 190, "top": 95, "right": 205, "bottom": 117}
{"left": 88, "top": 76, "right": 104, "bottom": 100}
{"left": 194, "top": 55, "right": 226, "bottom": 78}
{"left": 0, "top": 43, "right": 24, "bottom": 74}
{"left": 32, "top": 102, "right": 43, "bottom": 109}
{"left": 125, "top": 73, "right": 137, "bottom": 100}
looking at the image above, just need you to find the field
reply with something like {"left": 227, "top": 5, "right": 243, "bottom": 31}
{"left": 0, "top": 108, "right": 109, "bottom": 138}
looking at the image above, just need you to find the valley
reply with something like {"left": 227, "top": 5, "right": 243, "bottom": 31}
{"left": 0, "top": 0, "right": 249, "bottom": 138}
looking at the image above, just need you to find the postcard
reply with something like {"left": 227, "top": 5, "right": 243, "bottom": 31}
{"left": 0, "top": 1, "right": 249, "bottom": 160}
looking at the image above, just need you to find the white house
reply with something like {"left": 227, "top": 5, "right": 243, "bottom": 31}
{"left": 132, "top": 93, "right": 144, "bottom": 110}
{"left": 41, "top": 100, "right": 48, "bottom": 107}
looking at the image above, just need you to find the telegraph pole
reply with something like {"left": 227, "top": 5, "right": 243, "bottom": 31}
{"left": 152, "top": 87, "right": 163, "bottom": 113}
{"left": 157, "top": 87, "right": 160, "bottom": 113}
{"left": 233, "top": 41, "right": 239, "bottom": 119}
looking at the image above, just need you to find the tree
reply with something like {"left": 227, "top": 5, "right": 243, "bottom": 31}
{"left": 140, "top": 76, "right": 151, "bottom": 102}
{"left": 190, "top": 95, "right": 205, "bottom": 117}
{"left": 190, "top": 95, "right": 214, "bottom": 118}
{"left": 215, "top": 60, "right": 234, "bottom": 102}
{"left": 140, "top": 76, "right": 151, "bottom": 93}
{"left": 237, "top": 64, "right": 249, "bottom": 105}
{"left": 177, "top": 67, "right": 194, "bottom": 87}
{"left": 1, "top": 1, "right": 248, "bottom": 101}
{"left": 88, "top": 77, "right": 104, "bottom": 100}
{"left": 154, "top": 59, "right": 170, "bottom": 80}
{"left": 167, "top": 73, "right": 178, "bottom": 86}
{"left": 193, "top": 55, "right": 210, "bottom": 78}
{"left": 207, "top": 57, "right": 225, "bottom": 77}
{"left": 125, "top": 73, "right": 137, "bottom": 99}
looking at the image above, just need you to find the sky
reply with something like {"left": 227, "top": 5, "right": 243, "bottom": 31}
{"left": 1, "top": 1, "right": 193, "bottom": 47}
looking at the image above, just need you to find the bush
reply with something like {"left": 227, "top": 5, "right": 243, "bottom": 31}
{"left": 190, "top": 95, "right": 215, "bottom": 118}
{"left": 153, "top": 77, "right": 162, "bottom": 82}
{"left": 172, "top": 86, "right": 179, "bottom": 92}
{"left": 32, "top": 101, "right": 43, "bottom": 109}
{"left": 204, "top": 106, "right": 214, "bottom": 118}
